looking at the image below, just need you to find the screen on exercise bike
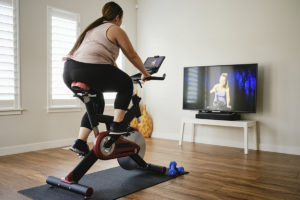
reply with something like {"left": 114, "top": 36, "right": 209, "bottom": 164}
{"left": 131, "top": 56, "right": 165, "bottom": 80}
{"left": 144, "top": 56, "right": 165, "bottom": 74}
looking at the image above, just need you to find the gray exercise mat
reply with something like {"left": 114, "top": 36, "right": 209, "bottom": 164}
{"left": 18, "top": 166, "right": 188, "bottom": 200}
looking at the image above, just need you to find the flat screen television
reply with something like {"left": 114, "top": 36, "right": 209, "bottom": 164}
{"left": 183, "top": 64, "right": 257, "bottom": 113}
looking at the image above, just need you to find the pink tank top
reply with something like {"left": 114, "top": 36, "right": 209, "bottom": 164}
{"left": 70, "top": 23, "right": 119, "bottom": 65}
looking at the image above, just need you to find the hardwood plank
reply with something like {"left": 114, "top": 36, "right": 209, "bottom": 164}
{"left": 219, "top": 182, "right": 300, "bottom": 200}
{"left": 0, "top": 138, "right": 300, "bottom": 200}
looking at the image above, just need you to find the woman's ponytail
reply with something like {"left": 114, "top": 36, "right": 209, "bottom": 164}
{"left": 68, "top": 1, "right": 123, "bottom": 56}
{"left": 69, "top": 17, "right": 105, "bottom": 55}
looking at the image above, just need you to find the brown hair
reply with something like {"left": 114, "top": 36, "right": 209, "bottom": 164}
{"left": 220, "top": 73, "right": 229, "bottom": 89}
{"left": 69, "top": 1, "right": 123, "bottom": 55}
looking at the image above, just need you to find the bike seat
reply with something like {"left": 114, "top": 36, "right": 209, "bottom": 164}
{"left": 71, "top": 82, "right": 91, "bottom": 91}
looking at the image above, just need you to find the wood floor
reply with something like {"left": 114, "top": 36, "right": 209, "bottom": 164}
{"left": 0, "top": 138, "right": 300, "bottom": 200}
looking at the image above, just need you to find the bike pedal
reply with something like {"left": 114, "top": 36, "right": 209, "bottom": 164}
{"left": 77, "top": 153, "right": 85, "bottom": 159}
{"left": 123, "top": 132, "right": 130, "bottom": 137}
{"left": 69, "top": 147, "right": 87, "bottom": 158}
{"left": 127, "top": 126, "right": 136, "bottom": 132}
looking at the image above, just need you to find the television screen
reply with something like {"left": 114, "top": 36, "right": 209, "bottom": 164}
{"left": 183, "top": 64, "right": 257, "bottom": 113}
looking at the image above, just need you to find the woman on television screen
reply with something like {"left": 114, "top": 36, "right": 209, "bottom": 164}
{"left": 210, "top": 73, "right": 231, "bottom": 110}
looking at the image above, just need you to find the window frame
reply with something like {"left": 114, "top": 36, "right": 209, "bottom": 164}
{"left": 0, "top": 0, "right": 22, "bottom": 115}
{"left": 46, "top": 6, "right": 81, "bottom": 113}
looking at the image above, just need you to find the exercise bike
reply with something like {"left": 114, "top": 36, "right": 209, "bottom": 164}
{"left": 46, "top": 56, "right": 167, "bottom": 198}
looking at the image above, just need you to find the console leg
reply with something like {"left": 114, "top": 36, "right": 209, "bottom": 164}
{"left": 254, "top": 123, "right": 258, "bottom": 150}
{"left": 244, "top": 126, "right": 248, "bottom": 154}
{"left": 191, "top": 123, "right": 195, "bottom": 143}
{"left": 179, "top": 120, "right": 185, "bottom": 145}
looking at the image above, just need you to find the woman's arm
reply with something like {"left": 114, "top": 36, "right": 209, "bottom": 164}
{"left": 107, "top": 26, "right": 150, "bottom": 80}
{"left": 210, "top": 84, "right": 218, "bottom": 93}
{"left": 226, "top": 88, "right": 231, "bottom": 109}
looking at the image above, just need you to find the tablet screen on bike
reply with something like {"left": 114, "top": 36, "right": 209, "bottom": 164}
{"left": 144, "top": 56, "right": 165, "bottom": 74}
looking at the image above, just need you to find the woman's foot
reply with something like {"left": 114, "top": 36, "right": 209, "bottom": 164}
{"left": 109, "top": 121, "right": 129, "bottom": 135}
{"left": 69, "top": 139, "right": 90, "bottom": 157}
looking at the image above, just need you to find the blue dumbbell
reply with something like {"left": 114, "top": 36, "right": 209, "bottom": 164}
{"left": 177, "top": 166, "right": 185, "bottom": 174}
{"left": 168, "top": 161, "right": 177, "bottom": 176}
{"left": 168, "top": 161, "right": 184, "bottom": 176}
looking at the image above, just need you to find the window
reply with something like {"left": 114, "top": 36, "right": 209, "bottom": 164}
{"left": 47, "top": 7, "right": 80, "bottom": 112}
{"left": 0, "top": 0, "right": 21, "bottom": 115}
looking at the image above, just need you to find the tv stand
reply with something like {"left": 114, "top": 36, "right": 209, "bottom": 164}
{"left": 196, "top": 112, "right": 240, "bottom": 120}
{"left": 179, "top": 118, "right": 257, "bottom": 154}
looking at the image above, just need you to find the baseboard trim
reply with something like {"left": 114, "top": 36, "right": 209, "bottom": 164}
{"left": 0, "top": 137, "right": 95, "bottom": 156}
{"left": 151, "top": 131, "right": 300, "bottom": 155}
{"left": 1, "top": 133, "right": 299, "bottom": 156}
{"left": 258, "top": 144, "right": 300, "bottom": 156}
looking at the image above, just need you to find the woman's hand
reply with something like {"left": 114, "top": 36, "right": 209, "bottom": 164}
{"left": 141, "top": 72, "right": 151, "bottom": 82}
{"left": 62, "top": 57, "right": 71, "bottom": 61}
{"left": 62, "top": 54, "right": 72, "bottom": 61}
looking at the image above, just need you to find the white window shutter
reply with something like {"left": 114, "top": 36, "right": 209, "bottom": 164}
{"left": 0, "top": 0, "right": 20, "bottom": 113}
{"left": 47, "top": 7, "right": 81, "bottom": 112}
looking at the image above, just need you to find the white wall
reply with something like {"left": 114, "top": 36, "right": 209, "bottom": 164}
{"left": 137, "top": 0, "right": 300, "bottom": 155}
{"left": 0, "top": 0, "right": 137, "bottom": 156}
{"left": 1, "top": 0, "right": 299, "bottom": 156}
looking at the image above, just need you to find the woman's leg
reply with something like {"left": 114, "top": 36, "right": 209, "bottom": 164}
{"left": 78, "top": 92, "right": 105, "bottom": 140}
{"left": 114, "top": 109, "right": 126, "bottom": 122}
{"left": 78, "top": 127, "right": 92, "bottom": 141}
{"left": 108, "top": 69, "right": 133, "bottom": 134}
{"left": 88, "top": 65, "right": 133, "bottom": 126}
{"left": 110, "top": 70, "right": 133, "bottom": 124}
{"left": 68, "top": 93, "right": 104, "bottom": 155}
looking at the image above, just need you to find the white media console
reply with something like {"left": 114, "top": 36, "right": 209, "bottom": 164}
{"left": 179, "top": 118, "right": 257, "bottom": 154}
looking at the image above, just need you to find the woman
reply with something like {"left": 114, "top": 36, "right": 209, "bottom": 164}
{"left": 63, "top": 2, "right": 150, "bottom": 156}
{"left": 210, "top": 73, "right": 231, "bottom": 110}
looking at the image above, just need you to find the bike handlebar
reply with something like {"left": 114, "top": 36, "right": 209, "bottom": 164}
{"left": 131, "top": 73, "right": 166, "bottom": 88}
{"left": 145, "top": 73, "right": 166, "bottom": 81}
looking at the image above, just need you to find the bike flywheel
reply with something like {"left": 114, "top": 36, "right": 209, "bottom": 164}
{"left": 117, "top": 131, "right": 146, "bottom": 170}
